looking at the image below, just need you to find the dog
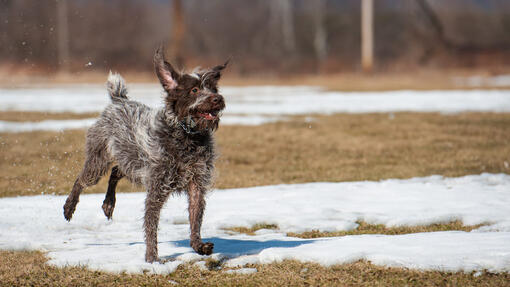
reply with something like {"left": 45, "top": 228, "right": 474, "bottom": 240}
{"left": 63, "top": 46, "right": 227, "bottom": 262}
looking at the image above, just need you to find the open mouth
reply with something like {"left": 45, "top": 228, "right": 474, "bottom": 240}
{"left": 196, "top": 109, "right": 220, "bottom": 120}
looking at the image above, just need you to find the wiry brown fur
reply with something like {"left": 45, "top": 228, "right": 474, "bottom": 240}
{"left": 63, "top": 46, "right": 227, "bottom": 262}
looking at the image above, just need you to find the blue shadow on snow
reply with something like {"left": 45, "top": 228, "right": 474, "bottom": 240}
{"left": 169, "top": 237, "right": 316, "bottom": 257}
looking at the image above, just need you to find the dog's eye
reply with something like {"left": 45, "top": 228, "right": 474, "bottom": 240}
{"left": 191, "top": 87, "right": 199, "bottom": 94}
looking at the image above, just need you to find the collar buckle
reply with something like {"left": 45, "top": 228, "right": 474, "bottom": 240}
{"left": 179, "top": 116, "right": 202, "bottom": 135}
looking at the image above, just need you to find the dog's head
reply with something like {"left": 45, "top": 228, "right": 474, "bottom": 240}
{"left": 154, "top": 46, "right": 227, "bottom": 132}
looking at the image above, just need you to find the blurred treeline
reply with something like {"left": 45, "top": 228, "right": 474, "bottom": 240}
{"left": 1, "top": 0, "right": 509, "bottom": 75}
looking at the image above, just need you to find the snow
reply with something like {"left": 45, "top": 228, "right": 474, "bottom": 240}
{"left": 1, "top": 85, "right": 510, "bottom": 114}
{"left": 225, "top": 268, "right": 257, "bottom": 274}
{"left": 0, "top": 115, "right": 283, "bottom": 133}
{"left": 1, "top": 85, "right": 509, "bottom": 132}
{"left": 0, "top": 119, "right": 97, "bottom": 133}
{"left": 226, "top": 232, "right": 510, "bottom": 273}
{"left": 1, "top": 173, "right": 509, "bottom": 274}
{"left": 453, "top": 75, "right": 510, "bottom": 88}
{"left": 219, "top": 115, "right": 284, "bottom": 126}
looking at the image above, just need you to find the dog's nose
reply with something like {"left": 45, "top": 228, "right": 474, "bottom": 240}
{"left": 211, "top": 95, "right": 221, "bottom": 104}
{"left": 210, "top": 95, "right": 225, "bottom": 108}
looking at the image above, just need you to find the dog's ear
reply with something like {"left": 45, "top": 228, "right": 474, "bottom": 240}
{"left": 154, "top": 46, "right": 180, "bottom": 93}
{"left": 203, "top": 59, "right": 230, "bottom": 87}
{"left": 212, "top": 58, "right": 230, "bottom": 73}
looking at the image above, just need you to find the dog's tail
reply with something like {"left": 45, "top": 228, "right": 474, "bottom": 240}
{"left": 106, "top": 71, "right": 128, "bottom": 103}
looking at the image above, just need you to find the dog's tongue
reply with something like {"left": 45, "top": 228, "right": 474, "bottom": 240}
{"left": 199, "top": 112, "right": 215, "bottom": 120}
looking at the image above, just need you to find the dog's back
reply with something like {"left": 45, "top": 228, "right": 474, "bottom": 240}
{"left": 89, "top": 74, "right": 163, "bottom": 185}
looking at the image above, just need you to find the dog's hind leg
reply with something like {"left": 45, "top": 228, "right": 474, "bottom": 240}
{"left": 102, "top": 165, "right": 124, "bottom": 220}
{"left": 63, "top": 135, "right": 111, "bottom": 221}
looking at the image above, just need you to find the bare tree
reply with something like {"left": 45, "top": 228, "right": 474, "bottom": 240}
{"left": 1, "top": 0, "right": 509, "bottom": 74}
{"left": 414, "top": 0, "right": 451, "bottom": 49}
{"left": 169, "top": 0, "right": 185, "bottom": 68}
{"left": 415, "top": 0, "right": 510, "bottom": 54}
{"left": 280, "top": 0, "right": 296, "bottom": 53}
{"left": 268, "top": 0, "right": 296, "bottom": 55}
{"left": 361, "top": 0, "right": 374, "bottom": 72}
{"left": 312, "top": 0, "right": 327, "bottom": 69}
{"left": 56, "top": 0, "right": 69, "bottom": 71}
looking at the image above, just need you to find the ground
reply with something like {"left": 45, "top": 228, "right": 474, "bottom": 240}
{"left": 2, "top": 68, "right": 510, "bottom": 91}
{"left": 2, "top": 112, "right": 509, "bottom": 197}
{"left": 1, "top": 80, "right": 510, "bottom": 285}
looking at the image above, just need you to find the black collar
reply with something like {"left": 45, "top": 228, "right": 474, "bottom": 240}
{"left": 178, "top": 116, "right": 204, "bottom": 135}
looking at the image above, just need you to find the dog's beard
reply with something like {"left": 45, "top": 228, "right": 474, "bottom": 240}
{"left": 192, "top": 111, "right": 221, "bottom": 131}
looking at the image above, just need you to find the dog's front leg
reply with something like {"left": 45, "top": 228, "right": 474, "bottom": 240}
{"left": 188, "top": 182, "right": 214, "bottom": 255}
{"left": 144, "top": 189, "right": 170, "bottom": 263}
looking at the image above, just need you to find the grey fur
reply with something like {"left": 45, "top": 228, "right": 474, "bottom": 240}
{"left": 106, "top": 71, "right": 128, "bottom": 103}
{"left": 63, "top": 49, "right": 227, "bottom": 262}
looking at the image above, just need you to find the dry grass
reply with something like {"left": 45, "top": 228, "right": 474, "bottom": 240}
{"left": 224, "top": 220, "right": 486, "bottom": 238}
{"left": 2, "top": 68, "right": 510, "bottom": 91}
{"left": 289, "top": 220, "right": 488, "bottom": 238}
{"left": 1, "top": 250, "right": 509, "bottom": 287}
{"left": 224, "top": 223, "right": 279, "bottom": 235}
{"left": 282, "top": 70, "right": 510, "bottom": 91}
{"left": 1, "top": 112, "right": 510, "bottom": 197}
{"left": 225, "top": 69, "right": 510, "bottom": 91}
{"left": 215, "top": 112, "right": 510, "bottom": 189}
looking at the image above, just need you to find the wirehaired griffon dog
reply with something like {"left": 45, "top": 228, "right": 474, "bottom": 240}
{"left": 63, "top": 46, "right": 228, "bottom": 262}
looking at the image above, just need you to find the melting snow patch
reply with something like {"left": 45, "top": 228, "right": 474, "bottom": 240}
{"left": 0, "top": 115, "right": 284, "bottom": 133}
{"left": 3, "top": 85, "right": 510, "bottom": 132}
{"left": 453, "top": 75, "right": 510, "bottom": 88}
{"left": 225, "top": 268, "right": 257, "bottom": 275}
{"left": 0, "top": 119, "right": 97, "bottom": 133}
{"left": 0, "top": 173, "right": 509, "bottom": 274}
{"left": 193, "top": 261, "right": 208, "bottom": 271}
{"left": 1, "top": 85, "right": 510, "bottom": 114}
{"left": 220, "top": 115, "right": 284, "bottom": 126}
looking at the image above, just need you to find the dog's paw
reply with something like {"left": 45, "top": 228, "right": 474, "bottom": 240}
{"left": 196, "top": 242, "right": 214, "bottom": 256}
{"left": 102, "top": 199, "right": 116, "bottom": 220}
{"left": 63, "top": 198, "right": 77, "bottom": 221}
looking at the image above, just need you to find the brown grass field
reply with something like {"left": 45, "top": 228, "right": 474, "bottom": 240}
{"left": 2, "top": 250, "right": 509, "bottom": 287}
{"left": 1, "top": 112, "right": 509, "bottom": 197}
{"left": 2, "top": 68, "right": 510, "bottom": 91}
{"left": 1, "top": 111, "right": 510, "bottom": 286}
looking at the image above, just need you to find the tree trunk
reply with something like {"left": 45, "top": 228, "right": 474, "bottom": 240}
{"left": 170, "top": 0, "right": 185, "bottom": 68}
{"left": 361, "top": 0, "right": 374, "bottom": 72}
{"left": 312, "top": 0, "right": 327, "bottom": 71}
{"left": 56, "top": 0, "right": 70, "bottom": 71}
{"left": 280, "top": 0, "right": 296, "bottom": 53}
{"left": 269, "top": 0, "right": 296, "bottom": 55}
{"left": 414, "top": 0, "right": 450, "bottom": 49}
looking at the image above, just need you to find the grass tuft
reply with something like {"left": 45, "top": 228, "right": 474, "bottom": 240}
{"left": 205, "top": 258, "right": 223, "bottom": 271}
{"left": 224, "top": 223, "right": 278, "bottom": 235}
{"left": 287, "top": 220, "right": 488, "bottom": 238}
{"left": 224, "top": 220, "right": 487, "bottom": 238}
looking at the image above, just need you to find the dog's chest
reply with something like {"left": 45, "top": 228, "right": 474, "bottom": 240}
{"left": 163, "top": 134, "right": 215, "bottom": 185}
